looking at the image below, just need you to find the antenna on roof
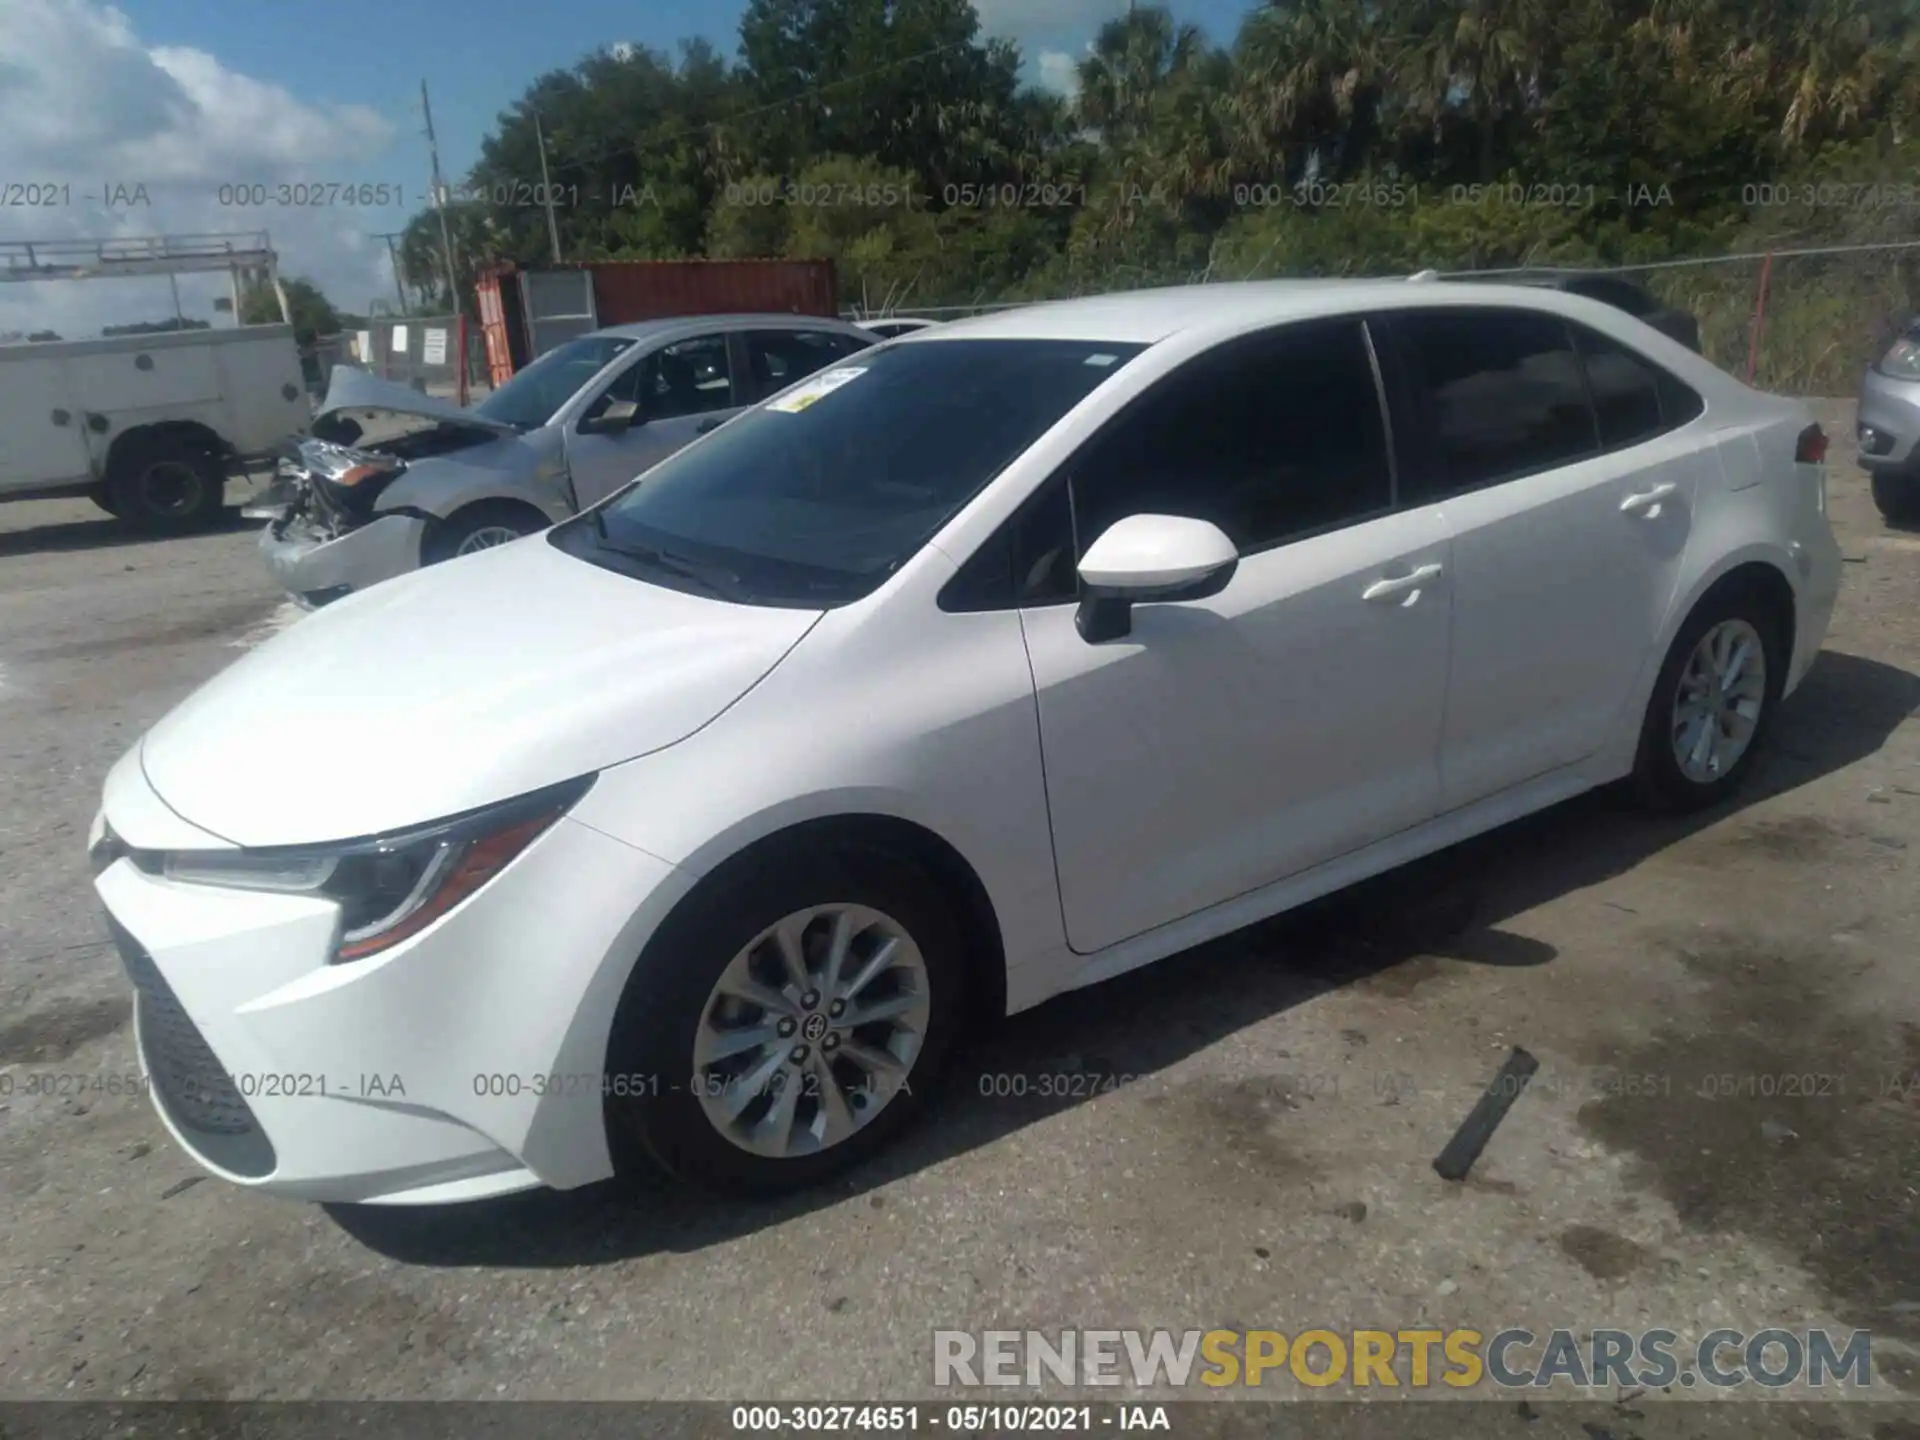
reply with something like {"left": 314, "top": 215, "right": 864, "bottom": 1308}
{"left": 1407, "top": 269, "right": 1441, "bottom": 282}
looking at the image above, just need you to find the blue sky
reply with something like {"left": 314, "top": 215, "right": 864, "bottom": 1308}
{"left": 0, "top": 0, "right": 1253, "bottom": 335}
{"left": 116, "top": 0, "right": 1255, "bottom": 177}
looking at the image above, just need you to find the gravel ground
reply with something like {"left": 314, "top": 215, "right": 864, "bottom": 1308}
{"left": 0, "top": 412, "right": 1916, "bottom": 1430}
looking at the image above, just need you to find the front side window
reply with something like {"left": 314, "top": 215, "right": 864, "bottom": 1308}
{"left": 1391, "top": 308, "right": 1599, "bottom": 499}
{"left": 630, "top": 334, "right": 734, "bottom": 420}
{"left": 473, "top": 334, "right": 636, "bottom": 430}
{"left": 552, "top": 338, "right": 1144, "bottom": 607}
{"left": 1069, "top": 319, "right": 1394, "bottom": 558}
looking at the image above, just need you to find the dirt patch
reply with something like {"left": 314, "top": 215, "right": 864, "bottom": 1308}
{"left": 1559, "top": 1223, "right": 1654, "bottom": 1282}
{"left": 16, "top": 597, "right": 277, "bottom": 664}
{"left": 0, "top": 995, "right": 130, "bottom": 1065}
{"left": 1144, "top": 1075, "right": 1324, "bottom": 1199}
{"left": 1575, "top": 927, "right": 1920, "bottom": 1347}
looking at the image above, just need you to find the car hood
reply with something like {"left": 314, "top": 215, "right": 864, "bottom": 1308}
{"left": 315, "top": 365, "right": 518, "bottom": 436}
{"left": 140, "top": 536, "right": 823, "bottom": 846}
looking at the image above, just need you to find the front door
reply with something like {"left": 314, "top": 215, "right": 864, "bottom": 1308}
{"left": 567, "top": 333, "right": 741, "bottom": 508}
{"left": 1020, "top": 319, "right": 1455, "bottom": 955}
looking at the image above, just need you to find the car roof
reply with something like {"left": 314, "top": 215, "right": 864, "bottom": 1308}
{"left": 590, "top": 313, "right": 867, "bottom": 342}
{"left": 899, "top": 278, "right": 1652, "bottom": 347}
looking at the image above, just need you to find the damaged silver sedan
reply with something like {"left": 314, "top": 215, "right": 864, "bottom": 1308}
{"left": 253, "top": 314, "right": 874, "bottom": 607}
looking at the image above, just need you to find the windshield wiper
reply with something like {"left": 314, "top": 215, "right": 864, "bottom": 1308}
{"left": 589, "top": 513, "right": 741, "bottom": 598}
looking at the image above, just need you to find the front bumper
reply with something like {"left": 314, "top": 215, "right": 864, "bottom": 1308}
{"left": 1856, "top": 367, "right": 1920, "bottom": 475}
{"left": 93, "top": 778, "right": 689, "bottom": 1205}
{"left": 259, "top": 512, "right": 427, "bottom": 608}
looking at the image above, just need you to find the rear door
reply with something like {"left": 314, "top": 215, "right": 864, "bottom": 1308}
{"left": 1378, "top": 306, "right": 1708, "bottom": 809}
{"left": 567, "top": 333, "right": 740, "bottom": 507}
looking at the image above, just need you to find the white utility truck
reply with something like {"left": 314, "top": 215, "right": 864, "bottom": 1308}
{"left": 0, "top": 325, "right": 311, "bottom": 531}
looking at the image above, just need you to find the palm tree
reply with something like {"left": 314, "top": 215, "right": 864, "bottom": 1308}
{"left": 1232, "top": 0, "right": 1392, "bottom": 183}
{"left": 1397, "top": 0, "right": 1553, "bottom": 182}
{"left": 1075, "top": 7, "right": 1206, "bottom": 152}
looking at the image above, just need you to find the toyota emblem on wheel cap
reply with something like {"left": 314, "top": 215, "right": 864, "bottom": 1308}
{"left": 802, "top": 1013, "right": 829, "bottom": 1042}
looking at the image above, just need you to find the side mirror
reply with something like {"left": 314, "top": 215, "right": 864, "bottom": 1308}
{"left": 580, "top": 399, "right": 640, "bottom": 436}
{"left": 1075, "top": 514, "right": 1239, "bottom": 643}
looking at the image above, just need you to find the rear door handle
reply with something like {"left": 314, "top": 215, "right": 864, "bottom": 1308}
{"left": 1620, "top": 482, "right": 1677, "bottom": 514}
{"left": 1363, "top": 562, "right": 1443, "bottom": 603}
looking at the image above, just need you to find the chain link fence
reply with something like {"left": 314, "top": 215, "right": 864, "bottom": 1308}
{"left": 856, "top": 239, "right": 1920, "bottom": 398}
{"left": 300, "top": 315, "right": 490, "bottom": 404}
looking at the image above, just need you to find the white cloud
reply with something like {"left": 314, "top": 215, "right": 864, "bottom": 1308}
{"left": 1036, "top": 49, "right": 1084, "bottom": 98}
{"left": 0, "top": 0, "right": 401, "bottom": 338}
{"left": 973, "top": 0, "right": 1126, "bottom": 43}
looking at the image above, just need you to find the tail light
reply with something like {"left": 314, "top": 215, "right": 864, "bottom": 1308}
{"left": 1795, "top": 424, "right": 1828, "bottom": 464}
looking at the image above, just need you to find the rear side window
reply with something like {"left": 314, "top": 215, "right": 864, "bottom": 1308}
{"left": 1070, "top": 318, "right": 1394, "bottom": 557}
{"left": 743, "top": 329, "right": 869, "bottom": 399}
{"left": 1571, "top": 324, "right": 1704, "bottom": 447}
{"left": 1390, "top": 308, "right": 1599, "bottom": 498}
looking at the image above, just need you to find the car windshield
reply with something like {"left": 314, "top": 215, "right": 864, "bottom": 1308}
{"left": 551, "top": 338, "right": 1144, "bottom": 607}
{"left": 473, "top": 334, "right": 636, "bottom": 430}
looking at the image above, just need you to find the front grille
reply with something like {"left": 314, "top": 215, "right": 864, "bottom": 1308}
{"left": 107, "top": 917, "right": 276, "bottom": 1177}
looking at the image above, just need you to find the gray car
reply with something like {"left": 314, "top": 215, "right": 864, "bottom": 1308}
{"left": 256, "top": 313, "right": 875, "bottom": 606}
{"left": 1858, "top": 315, "right": 1920, "bottom": 524}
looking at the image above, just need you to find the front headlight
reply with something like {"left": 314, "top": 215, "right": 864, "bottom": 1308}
{"left": 143, "top": 775, "right": 593, "bottom": 962}
{"left": 1879, "top": 335, "right": 1920, "bottom": 381}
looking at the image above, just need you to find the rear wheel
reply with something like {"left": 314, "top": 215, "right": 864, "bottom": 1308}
{"left": 107, "top": 436, "right": 227, "bottom": 533}
{"left": 1631, "top": 587, "right": 1785, "bottom": 812}
{"left": 421, "top": 502, "right": 547, "bottom": 565}
{"left": 603, "top": 841, "right": 965, "bottom": 1195}
{"left": 1871, "top": 470, "right": 1919, "bottom": 525}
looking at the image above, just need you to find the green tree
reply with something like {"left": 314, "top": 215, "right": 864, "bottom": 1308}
{"left": 240, "top": 275, "right": 341, "bottom": 346}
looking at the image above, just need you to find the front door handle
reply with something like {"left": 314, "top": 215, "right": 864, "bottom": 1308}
{"left": 696, "top": 418, "right": 722, "bottom": 434}
{"left": 1363, "top": 562, "right": 1443, "bottom": 603}
{"left": 1620, "top": 481, "right": 1677, "bottom": 514}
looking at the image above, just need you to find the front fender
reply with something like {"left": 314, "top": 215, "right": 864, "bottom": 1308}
{"left": 373, "top": 440, "right": 573, "bottom": 523}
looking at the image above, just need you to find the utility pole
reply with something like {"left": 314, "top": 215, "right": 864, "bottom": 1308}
{"left": 370, "top": 231, "right": 410, "bottom": 311}
{"left": 420, "top": 79, "right": 461, "bottom": 314}
{"left": 533, "top": 111, "right": 563, "bottom": 265}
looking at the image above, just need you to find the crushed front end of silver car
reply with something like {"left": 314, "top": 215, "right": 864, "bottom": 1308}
{"left": 255, "top": 437, "right": 430, "bottom": 609}
{"left": 252, "top": 370, "right": 517, "bottom": 607}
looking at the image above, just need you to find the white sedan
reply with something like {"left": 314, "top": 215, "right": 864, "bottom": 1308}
{"left": 90, "top": 279, "right": 1841, "bottom": 1204}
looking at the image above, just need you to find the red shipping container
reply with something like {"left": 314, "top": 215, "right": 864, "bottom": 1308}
{"left": 475, "top": 258, "right": 839, "bottom": 385}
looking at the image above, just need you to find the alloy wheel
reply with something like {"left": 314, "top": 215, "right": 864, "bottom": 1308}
{"left": 1670, "top": 617, "right": 1768, "bottom": 784}
{"left": 692, "top": 903, "right": 932, "bottom": 1159}
{"left": 454, "top": 524, "right": 525, "bottom": 555}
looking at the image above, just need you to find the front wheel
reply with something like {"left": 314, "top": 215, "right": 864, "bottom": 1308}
{"left": 604, "top": 843, "right": 965, "bottom": 1195}
{"left": 421, "top": 503, "right": 547, "bottom": 565}
{"left": 1631, "top": 588, "right": 1785, "bottom": 812}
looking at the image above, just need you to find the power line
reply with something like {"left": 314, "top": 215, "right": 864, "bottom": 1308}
{"left": 421, "top": 79, "right": 461, "bottom": 307}
{"left": 369, "top": 230, "right": 409, "bottom": 309}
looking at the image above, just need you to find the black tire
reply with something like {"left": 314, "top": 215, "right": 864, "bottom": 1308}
{"left": 421, "top": 501, "right": 547, "bottom": 565}
{"left": 1631, "top": 584, "right": 1786, "bottom": 812}
{"left": 603, "top": 839, "right": 967, "bottom": 1196}
{"left": 107, "top": 435, "right": 226, "bottom": 533}
{"left": 88, "top": 484, "right": 124, "bottom": 519}
{"left": 1871, "top": 470, "right": 1919, "bottom": 526}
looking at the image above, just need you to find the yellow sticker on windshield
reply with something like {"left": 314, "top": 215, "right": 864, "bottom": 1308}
{"left": 766, "top": 366, "right": 868, "bottom": 413}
